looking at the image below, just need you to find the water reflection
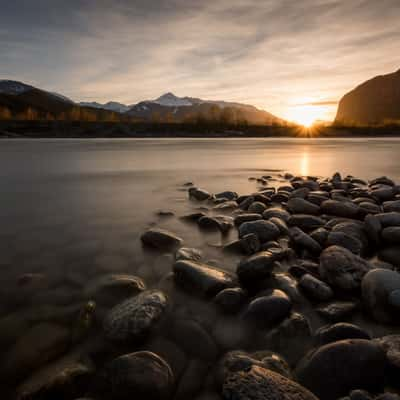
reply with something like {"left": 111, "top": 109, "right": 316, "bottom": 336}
{"left": 300, "top": 148, "right": 310, "bottom": 177}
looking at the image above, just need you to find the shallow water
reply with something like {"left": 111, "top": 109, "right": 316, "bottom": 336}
{"left": 1, "top": 137, "right": 400, "bottom": 395}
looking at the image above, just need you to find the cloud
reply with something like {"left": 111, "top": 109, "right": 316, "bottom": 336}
{"left": 1, "top": 0, "right": 399, "bottom": 120}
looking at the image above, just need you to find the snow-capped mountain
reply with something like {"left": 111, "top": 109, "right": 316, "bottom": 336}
{"left": 151, "top": 92, "right": 193, "bottom": 107}
{"left": 79, "top": 101, "right": 130, "bottom": 113}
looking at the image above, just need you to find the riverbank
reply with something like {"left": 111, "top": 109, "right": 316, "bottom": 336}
{"left": 3, "top": 168, "right": 400, "bottom": 399}
{"left": 1, "top": 120, "right": 400, "bottom": 138}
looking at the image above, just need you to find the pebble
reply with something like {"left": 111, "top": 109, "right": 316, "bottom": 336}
{"left": 238, "top": 220, "right": 280, "bottom": 243}
{"left": 141, "top": 228, "right": 183, "bottom": 250}
{"left": 299, "top": 273, "right": 334, "bottom": 301}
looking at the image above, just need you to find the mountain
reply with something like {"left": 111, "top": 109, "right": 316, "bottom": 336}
{"left": 335, "top": 69, "right": 400, "bottom": 125}
{"left": 79, "top": 101, "right": 130, "bottom": 113}
{"left": 0, "top": 80, "right": 119, "bottom": 120}
{"left": 127, "top": 92, "right": 282, "bottom": 125}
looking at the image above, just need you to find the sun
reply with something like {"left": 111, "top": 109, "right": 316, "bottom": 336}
{"left": 287, "top": 104, "right": 322, "bottom": 127}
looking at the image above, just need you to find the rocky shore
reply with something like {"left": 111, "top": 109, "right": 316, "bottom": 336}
{"left": 2, "top": 171, "right": 400, "bottom": 400}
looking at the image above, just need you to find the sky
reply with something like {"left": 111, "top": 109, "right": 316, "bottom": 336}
{"left": 1, "top": 0, "right": 399, "bottom": 122}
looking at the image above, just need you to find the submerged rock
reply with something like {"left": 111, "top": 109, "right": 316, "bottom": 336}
{"left": 189, "top": 187, "right": 211, "bottom": 200}
{"left": 103, "top": 290, "right": 168, "bottom": 341}
{"left": 173, "top": 260, "right": 235, "bottom": 296}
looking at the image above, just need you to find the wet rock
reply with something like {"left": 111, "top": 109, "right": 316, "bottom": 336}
{"left": 248, "top": 201, "right": 267, "bottom": 214}
{"left": 315, "top": 323, "right": 371, "bottom": 346}
{"left": 379, "top": 246, "right": 400, "bottom": 265}
{"left": 289, "top": 187, "right": 310, "bottom": 199}
{"left": 383, "top": 200, "right": 400, "bottom": 213}
{"left": 103, "top": 290, "right": 168, "bottom": 341}
{"left": 141, "top": 228, "right": 183, "bottom": 250}
{"left": 180, "top": 212, "right": 207, "bottom": 222}
{"left": 331, "top": 221, "right": 368, "bottom": 252}
{"left": 236, "top": 251, "right": 279, "bottom": 286}
{"left": 376, "top": 212, "right": 400, "bottom": 227}
{"left": 287, "top": 198, "right": 320, "bottom": 215}
{"left": 321, "top": 200, "right": 360, "bottom": 218}
{"left": 289, "top": 227, "right": 322, "bottom": 254}
{"left": 374, "top": 335, "right": 400, "bottom": 386}
{"left": 310, "top": 227, "right": 329, "bottom": 246}
{"left": 198, "top": 215, "right": 234, "bottom": 233}
{"left": 361, "top": 269, "right": 400, "bottom": 323}
{"left": 239, "top": 196, "right": 255, "bottom": 210}
{"left": 316, "top": 301, "right": 358, "bottom": 322}
{"left": 234, "top": 213, "right": 262, "bottom": 226}
{"left": 213, "top": 201, "right": 238, "bottom": 211}
{"left": 214, "top": 288, "right": 247, "bottom": 314}
{"left": 215, "top": 191, "right": 238, "bottom": 201}
{"left": 238, "top": 220, "right": 280, "bottom": 243}
{"left": 271, "top": 192, "right": 289, "bottom": 203}
{"left": 359, "top": 202, "right": 381, "bottom": 215}
{"left": 326, "top": 231, "right": 362, "bottom": 254}
{"left": 371, "top": 186, "right": 395, "bottom": 202}
{"left": 104, "top": 351, "right": 174, "bottom": 400}
{"left": 83, "top": 274, "right": 146, "bottom": 306}
{"left": 263, "top": 313, "right": 312, "bottom": 366}
{"left": 222, "top": 364, "right": 318, "bottom": 400}
{"left": 319, "top": 246, "right": 373, "bottom": 290}
{"left": 243, "top": 290, "right": 292, "bottom": 328}
{"left": 370, "top": 177, "right": 395, "bottom": 187}
{"left": 269, "top": 217, "right": 289, "bottom": 235}
{"left": 223, "top": 233, "right": 260, "bottom": 255}
{"left": 364, "top": 214, "right": 382, "bottom": 245}
{"left": 288, "top": 214, "right": 325, "bottom": 231}
{"left": 296, "top": 339, "right": 386, "bottom": 400}
{"left": 189, "top": 187, "right": 211, "bottom": 200}
{"left": 175, "top": 247, "right": 202, "bottom": 262}
{"left": 299, "top": 274, "right": 334, "bottom": 301}
{"left": 381, "top": 226, "right": 400, "bottom": 243}
{"left": 262, "top": 207, "right": 291, "bottom": 222}
{"left": 174, "top": 359, "right": 209, "bottom": 400}
{"left": 269, "top": 274, "right": 302, "bottom": 304}
{"left": 1, "top": 322, "right": 70, "bottom": 382}
{"left": 174, "top": 260, "right": 235, "bottom": 297}
{"left": 16, "top": 354, "right": 94, "bottom": 400}
{"left": 168, "top": 318, "right": 218, "bottom": 361}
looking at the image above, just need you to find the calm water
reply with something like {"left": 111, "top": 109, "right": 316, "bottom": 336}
{"left": 1, "top": 137, "right": 400, "bottom": 297}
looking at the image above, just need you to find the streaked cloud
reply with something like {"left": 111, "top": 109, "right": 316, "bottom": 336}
{"left": 0, "top": 0, "right": 399, "bottom": 121}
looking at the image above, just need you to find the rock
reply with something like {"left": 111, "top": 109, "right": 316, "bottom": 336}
{"left": 326, "top": 231, "right": 362, "bottom": 254}
{"left": 289, "top": 187, "right": 310, "bottom": 199}
{"left": 310, "top": 227, "right": 329, "bottom": 246}
{"left": 213, "top": 201, "right": 238, "bottom": 211}
{"left": 180, "top": 212, "right": 207, "bottom": 222}
{"left": 348, "top": 389, "right": 373, "bottom": 400}
{"left": 381, "top": 226, "right": 400, "bottom": 243}
{"left": 376, "top": 212, "right": 400, "bottom": 227}
{"left": 315, "top": 323, "right": 370, "bottom": 346}
{"left": 83, "top": 274, "right": 146, "bottom": 306}
{"left": 214, "top": 288, "right": 247, "bottom": 314}
{"left": 103, "top": 290, "right": 168, "bottom": 341}
{"left": 364, "top": 214, "right": 382, "bottom": 245}
{"left": 374, "top": 335, "right": 400, "bottom": 386}
{"left": 1, "top": 322, "right": 70, "bottom": 382}
{"left": 236, "top": 251, "right": 279, "bottom": 286}
{"left": 263, "top": 313, "right": 312, "bottom": 366}
{"left": 174, "top": 359, "right": 209, "bottom": 400}
{"left": 168, "top": 318, "right": 218, "bottom": 361}
{"left": 289, "top": 227, "right": 322, "bottom": 254}
{"left": 223, "top": 233, "right": 260, "bottom": 255}
{"left": 370, "top": 177, "right": 395, "bottom": 187}
{"left": 16, "top": 354, "right": 94, "bottom": 400}
{"left": 288, "top": 214, "right": 325, "bottom": 231}
{"left": 222, "top": 364, "right": 318, "bottom": 400}
{"left": 198, "top": 215, "right": 234, "bottom": 233}
{"left": 269, "top": 217, "right": 289, "bottom": 235}
{"left": 316, "top": 301, "right": 358, "bottom": 322}
{"left": 239, "top": 196, "right": 255, "bottom": 210}
{"left": 371, "top": 186, "right": 395, "bottom": 202}
{"left": 379, "top": 246, "right": 400, "bottom": 266}
{"left": 175, "top": 247, "right": 202, "bottom": 262}
{"left": 239, "top": 220, "right": 280, "bottom": 243}
{"left": 248, "top": 201, "right": 267, "bottom": 214}
{"left": 243, "top": 290, "right": 292, "bottom": 328}
{"left": 321, "top": 200, "right": 360, "bottom": 218}
{"left": 141, "top": 228, "right": 183, "bottom": 250}
{"left": 319, "top": 246, "right": 373, "bottom": 290}
{"left": 215, "top": 191, "right": 238, "bottom": 201}
{"left": 383, "top": 200, "right": 400, "bottom": 213}
{"left": 189, "top": 187, "right": 211, "bottom": 200}
{"left": 262, "top": 207, "right": 291, "bottom": 222}
{"left": 331, "top": 222, "right": 368, "bottom": 253}
{"left": 104, "top": 351, "right": 174, "bottom": 400}
{"left": 361, "top": 269, "right": 400, "bottom": 323}
{"left": 296, "top": 339, "right": 386, "bottom": 400}
{"left": 299, "top": 274, "right": 334, "bottom": 301}
{"left": 287, "top": 198, "right": 320, "bottom": 215}
{"left": 174, "top": 260, "right": 235, "bottom": 297}
{"left": 234, "top": 213, "right": 262, "bottom": 226}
